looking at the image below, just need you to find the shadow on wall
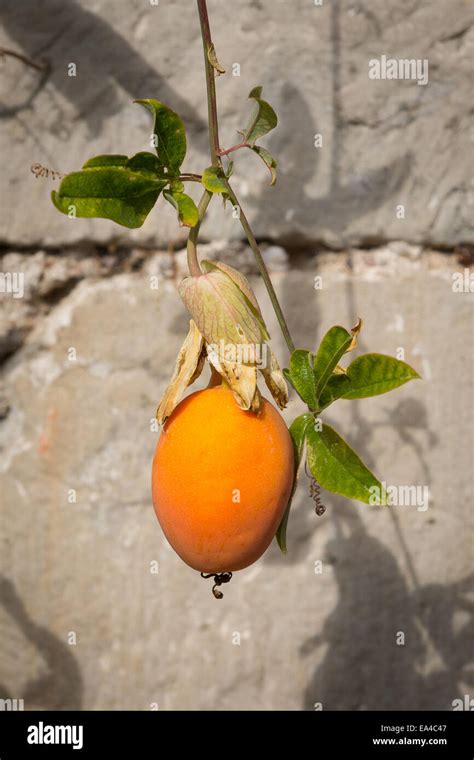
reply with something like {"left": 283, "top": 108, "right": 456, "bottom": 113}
{"left": 270, "top": 260, "right": 473, "bottom": 709}
{"left": 0, "top": 0, "right": 206, "bottom": 137}
{"left": 302, "top": 507, "right": 474, "bottom": 710}
{"left": 247, "top": 0, "right": 411, "bottom": 243}
{"left": 265, "top": 255, "right": 438, "bottom": 569}
{"left": 249, "top": 83, "right": 411, "bottom": 243}
{"left": 0, "top": 575, "right": 83, "bottom": 710}
{"left": 0, "top": 0, "right": 411, "bottom": 238}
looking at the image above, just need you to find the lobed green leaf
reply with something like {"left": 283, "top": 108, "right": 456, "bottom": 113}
{"left": 126, "top": 151, "right": 165, "bottom": 176}
{"left": 306, "top": 423, "right": 385, "bottom": 505}
{"left": 201, "top": 166, "right": 228, "bottom": 194}
{"left": 318, "top": 373, "right": 352, "bottom": 409}
{"left": 243, "top": 86, "right": 278, "bottom": 145}
{"left": 163, "top": 189, "right": 199, "bottom": 228}
{"left": 276, "top": 413, "right": 313, "bottom": 553}
{"left": 83, "top": 155, "right": 128, "bottom": 168}
{"left": 312, "top": 325, "right": 352, "bottom": 402}
{"left": 252, "top": 145, "right": 277, "bottom": 185}
{"left": 287, "top": 350, "right": 318, "bottom": 409}
{"left": 135, "top": 99, "right": 186, "bottom": 175}
{"left": 336, "top": 353, "right": 421, "bottom": 399}
{"left": 52, "top": 166, "right": 166, "bottom": 228}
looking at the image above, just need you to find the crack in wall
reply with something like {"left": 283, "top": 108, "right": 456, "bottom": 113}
{"left": 0, "top": 241, "right": 472, "bottom": 369}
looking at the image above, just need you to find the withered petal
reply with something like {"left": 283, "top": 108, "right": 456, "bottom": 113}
{"left": 156, "top": 320, "right": 205, "bottom": 424}
{"left": 207, "top": 346, "right": 261, "bottom": 412}
{"left": 260, "top": 346, "right": 289, "bottom": 409}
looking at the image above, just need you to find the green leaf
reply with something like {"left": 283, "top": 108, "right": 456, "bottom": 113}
{"left": 336, "top": 353, "right": 421, "bottom": 399}
{"left": 306, "top": 423, "right": 385, "bottom": 505}
{"left": 83, "top": 155, "right": 128, "bottom": 168}
{"left": 287, "top": 350, "right": 318, "bottom": 409}
{"left": 170, "top": 180, "right": 185, "bottom": 193}
{"left": 312, "top": 326, "right": 353, "bottom": 401}
{"left": 290, "top": 414, "right": 314, "bottom": 463}
{"left": 276, "top": 414, "right": 313, "bottom": 553}
{"left": 52, "top": 167, "right": 166, "bottom": 228}
{"left": 201, "top": 165, "right": 228, "bottom": 194}
{"left": 251, "top": 145, "right": 277, "bottom": 185}
{"left": 135, "top": 99, "right": 186, "bottom": 174}
{"left": 243, "top": 86, "right": 278, "bottom": 146}
{"left": 126, "top": 151, "right": 164, "bottom": 176}
{"left": 318, "top": 373, "right": 352, "bottom": 409}
{"left": 163, "top": 190, "right": 199, "bottom": 228}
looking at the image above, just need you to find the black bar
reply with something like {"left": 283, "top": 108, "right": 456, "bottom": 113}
{"left": 0, "top": 710, "right": 471, "bottom": 757}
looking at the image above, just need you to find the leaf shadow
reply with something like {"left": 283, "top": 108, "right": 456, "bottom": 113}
{"left": 0, "top": 575, "right": 83, "bottom": 710}
{"left": 245, "top": 0, "right": 411, "bottom": 244}
{"left": 301, "top": 507, "right": 474, "bottom": 709}
{"left": 0, "top": 0, "right": 206, "bottom": 140}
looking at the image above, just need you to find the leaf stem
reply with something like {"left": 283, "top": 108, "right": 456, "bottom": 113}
{"left": 179, "top": 173, "right": 202, "bottom": 182}
{"left": 217, "top": 142, "right": 250, "bottom": 157}
{"left": 224, "top": 180, "right": 295, "bottom": 354}
{"left": 184, "top": 0, "right": 222, "bottom": 278}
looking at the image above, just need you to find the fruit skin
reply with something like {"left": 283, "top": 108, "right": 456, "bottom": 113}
{"left": 152, "top": 385, "right": 294, "bottom": 573}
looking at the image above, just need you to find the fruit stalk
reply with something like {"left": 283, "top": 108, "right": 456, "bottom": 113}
{"left": 193, "top": 0, "right": 296, "bottom": 355}
{"left": 186, "top": 189, "right": 211, "bottom": 276}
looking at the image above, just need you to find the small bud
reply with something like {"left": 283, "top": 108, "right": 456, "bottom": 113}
{"left": 178, "top": 269, "right": 266, "bottom": 348}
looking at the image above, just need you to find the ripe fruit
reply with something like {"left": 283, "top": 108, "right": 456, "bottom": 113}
{"left": 152, "top": 384, "right": 294, "bottom": 573}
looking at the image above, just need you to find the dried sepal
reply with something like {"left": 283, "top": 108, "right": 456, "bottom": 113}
{"left": 261, "top": 346, "right": 289, "bottom": 409}
{"left": 170, "top": 260, "right": 288, "bottom": 414}
{"left": 333, "top": 318, "right": 363, "bottom": 374}
{"left": 347, "top": 318, "right": 363, "bottom": 352}
{"left": 207, "top": 344, "right": 260, "bottom": 411}
{"left": 156, "top": 320, "right": 205, "bottom": 424}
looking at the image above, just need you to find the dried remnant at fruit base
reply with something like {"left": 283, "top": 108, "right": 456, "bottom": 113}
{"left": 156, "top": 259, "right": 288, "bottom": 423}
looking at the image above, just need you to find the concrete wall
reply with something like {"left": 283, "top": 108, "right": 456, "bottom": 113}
{"left": 0, "top": 0, "right": 473, "bottom": 248}
{"left": 0, "top": 0, "right": 473, "bottom": 711}
{"left": 1, "top": 243, "right": 472, "bottom": 710}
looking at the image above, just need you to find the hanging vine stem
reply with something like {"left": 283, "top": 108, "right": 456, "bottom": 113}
{"left": 197, "top": 0, "right": 221, "bottom": 166}
{"left": 223, "top": 179, "right": 295, "bottom": 354}
{"left": 189, "top": 0, "right": 296, "bottom": 356}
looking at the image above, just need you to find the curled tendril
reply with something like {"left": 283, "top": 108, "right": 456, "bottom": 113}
{"left": 31, "top": 163, "right": 64, "bottom": 181}
{"left": 305, "top": 462, "right": 327, "bottom": 516}
{"left": 200, "top": 571, "right": 233, "bottom": 599}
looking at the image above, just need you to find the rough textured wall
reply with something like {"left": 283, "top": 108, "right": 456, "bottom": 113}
{"left": 0, "top": 0, "right": 473, "bottom": 713}
{"left": 0, "top": 244, "right": 472, "bottom": 710}
{"left": 0, "top": 0, "right": 473, "bottom": 248}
